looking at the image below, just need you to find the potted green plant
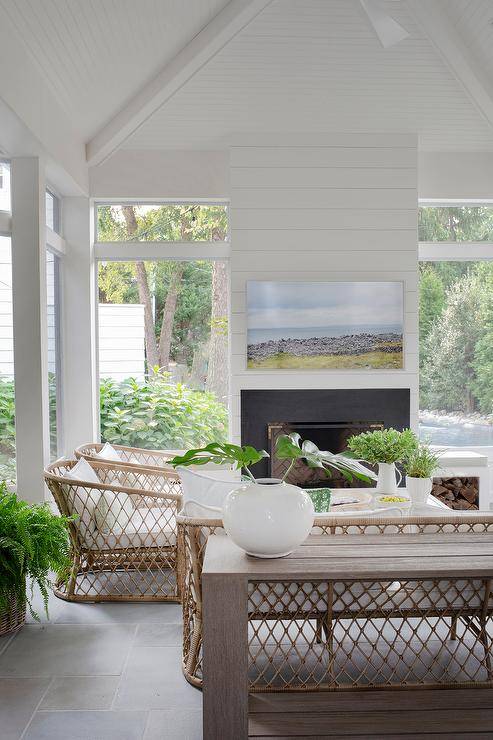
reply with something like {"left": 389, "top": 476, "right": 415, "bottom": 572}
{"left": 0, "top": 484, "right": 71, "bottom": 634}
{"left": 170, "top": 435, "right": 375, "bottom": 558}
{"left": 403, "top": 444, "right": 440, "bottom": 503}
{"left": 346, "top": 428, "right": 418, "bottom": 495}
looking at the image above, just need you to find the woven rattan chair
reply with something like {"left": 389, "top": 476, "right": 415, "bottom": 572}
{"left": 45, "top": 458, "right": 182, "bottom": 603}
{"left": 177, "top": 509, "right": 493, "bottom": 691}
{"left": 75, "top": 442, "right": 181, "bottom": 470}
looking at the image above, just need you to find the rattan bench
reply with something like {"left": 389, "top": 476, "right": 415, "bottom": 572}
{"left": 177, "top": 508, "right": 493, "bottom": 691}
{"left": 45, "top": 459, "right": 182, "bottom": 603}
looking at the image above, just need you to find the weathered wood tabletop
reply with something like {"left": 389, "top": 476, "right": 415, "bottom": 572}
{"left": 202, "top": 532, "right": 493, "bottom": 739}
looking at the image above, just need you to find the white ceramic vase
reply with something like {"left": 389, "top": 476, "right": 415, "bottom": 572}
{"left": 406, "top": 476, "right": 433, "bottom": 504}
{"left": 375, "top": 462, "right": 402, "bottom": 495}
{"left": 222, "top": 480, "right": 315, "bottom": 558}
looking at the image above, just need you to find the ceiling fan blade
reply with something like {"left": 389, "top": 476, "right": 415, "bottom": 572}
{"left": 360, "top": 0, "right": 409, "bottom": 48}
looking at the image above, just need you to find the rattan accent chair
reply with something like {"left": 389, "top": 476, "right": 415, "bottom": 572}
{"left": 45, "top": 458, "right": 182, "bottom": 603}
{"left": 177, "top": 509, "right": 493, "bottom": 691}
{"left": 75, "top": 442, "right": 180, "bottom": 470}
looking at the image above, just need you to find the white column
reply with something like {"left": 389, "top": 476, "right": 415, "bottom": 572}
{"left": 11, "top": 157, "right": 49, "bottom": 502}
{"left": 61, "top": 197, "right": 98, "bottom": 454}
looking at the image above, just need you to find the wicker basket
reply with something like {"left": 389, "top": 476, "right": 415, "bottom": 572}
{"left": 0, "top": 595, "right": 26, "bottom": 636}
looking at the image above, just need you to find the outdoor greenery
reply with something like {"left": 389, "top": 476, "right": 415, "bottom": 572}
{"left": 403, "top": 444, "right": 440, "bottom": 479}
{"left": 347, "top": 428, "right": 418, "bottom": 465}
{"left": 419, "top": 207, "right": 493, "bottom": 416}
{"left": 100, "top": 374, "right": 228, "bottom": 450}
{"left": 0, "top": 484, "right": 71, "bottom": 619}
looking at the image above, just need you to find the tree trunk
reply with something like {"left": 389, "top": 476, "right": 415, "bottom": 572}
{"left": 206, "top": 261, "right": 228, "bottom": 402}
{"left": 121, "top": 206, "right": 159, "bottom": 372}
{"left": 158, "top": 264, "right": 184, "bottom": 370}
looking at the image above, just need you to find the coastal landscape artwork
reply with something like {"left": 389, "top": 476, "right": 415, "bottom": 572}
{"left": 247, "top": 281, "right": 403, "bottom": 370}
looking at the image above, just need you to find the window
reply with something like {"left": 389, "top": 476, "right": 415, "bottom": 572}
{"left": 96, "top": 203, "right": 228, "bottom": 242}
{"left": 46, "top": 189, "right": 60, "bottom": 233}
{"left": 46, "top": 250, "right": 62, "bottom": 459}
{"left": 419, "top": 205, "right": 493, "bottom": 446}
{"left": 0, "top": 235, "right": 15, "bottom": 480}
{"left": 419, "top": 205, "right": 493, "bottom": 242}
{"left": 96, "top": 203, "right": 229, "bottom": 451}
{"left": 0, "top": 161, "right": 11, "bottom": 212}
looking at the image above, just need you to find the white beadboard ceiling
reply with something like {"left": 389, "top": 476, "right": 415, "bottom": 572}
{"left": 0, "top": 0, "right": 229, "bottom": 139}
{"left": 2, "top": 0, "right": 493, "bottom": 152}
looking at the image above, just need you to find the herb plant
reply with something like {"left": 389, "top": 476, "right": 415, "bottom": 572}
{"left": 346, "top": 428, "right": 418, "bottom": 465}
{"left": 403, "top": 444, "right": 440, "bottom": 478}
{"left": 0, "top": 485, "right": 71, "bottom": 620}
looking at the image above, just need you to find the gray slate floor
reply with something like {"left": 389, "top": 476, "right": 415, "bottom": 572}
{"left": 0, "top": 588, "right": 202, "bottom": 740}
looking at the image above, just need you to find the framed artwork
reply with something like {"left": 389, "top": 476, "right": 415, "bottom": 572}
{"left": 246, "top": 281, "right": 404, "bottom": 370}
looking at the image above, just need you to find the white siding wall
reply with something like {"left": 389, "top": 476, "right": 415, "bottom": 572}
{"left": 98, "top": 303, "right": 146, "bottom": 381}
{"left": 229, "top": 135, "right": 418, "bottom": 442}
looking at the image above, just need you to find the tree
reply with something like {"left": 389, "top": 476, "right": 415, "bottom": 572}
{"left": 419, "top": 265, "right": 445, "bottom": 359}
{"left": 418, "top": 206, "right": 493, "bottom": 242}
{"left": 420, "top": 272, "right": 485, "bottom": 412}
{"left": 206, "top": 261, "right": 228, "bottom": 402}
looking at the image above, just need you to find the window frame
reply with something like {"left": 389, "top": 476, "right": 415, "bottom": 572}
{"left": 92, "top": 199, "right": 231, "bottom": 443}
{"left": 46, "top": 246, "right": 64, "bottom": 459}
{"left": 418, "top": 199, "right": 493, "bottom": 457}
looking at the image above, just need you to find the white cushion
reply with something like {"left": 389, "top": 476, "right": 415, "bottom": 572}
{"left": 177, "top": 466, "right": 241, "bottom": 508}
{"left": 64, "top": 458, "right": 102, "bottom": 532}
{"left": 94, "top": 507, "right": 176, "bottom": 550}
{"left": 94, "top": 490, "right": 136, "bottom": 535}
{"left": 95, "top": 442, "right": 122, "bottom": 462}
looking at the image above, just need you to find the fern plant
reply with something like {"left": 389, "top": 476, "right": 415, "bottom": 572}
{"left": 0, "top": 484, "right": 72, "bottom": 620}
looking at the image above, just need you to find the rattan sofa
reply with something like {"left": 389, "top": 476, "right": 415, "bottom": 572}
{"left": 177, "top": 507, "right": 493, "bottom": 692}
{"left": 75, "top": 442, "right": 181, "bottom": 470}
{"left": 45, "top": 458, "right": 182, "bottom": 602}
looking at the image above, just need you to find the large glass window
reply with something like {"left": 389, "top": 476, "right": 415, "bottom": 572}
{"left": 45, "top": 189, "right": 60, "bottom": 233}
{"left": 419, "top": 205, "right": 493, "bottom": 446}
{"left": 0, "top": 235, "right": 15, "bottom": 480}
{"left": 46, "top": 250, "right": 62, "bottom": 459}
{"left": 96, "top": 203, "right": 228, "bottom": 242}
{"left": 98, "top": 259, "right": 229, "bottom": 449}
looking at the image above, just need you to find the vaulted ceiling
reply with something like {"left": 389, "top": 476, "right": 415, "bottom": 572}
{"left": 2, "top": 0, "right": 493, "bottom": 160}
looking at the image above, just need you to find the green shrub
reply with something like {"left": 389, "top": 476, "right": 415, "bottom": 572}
{"left": 0, "top": 484, "right": 71, "bottom": 619}
{"left": 0, "top": 373, "right": 228, "bottom": 473}
{"left": 100, "top": 373, "right": 228, "bottom": 449}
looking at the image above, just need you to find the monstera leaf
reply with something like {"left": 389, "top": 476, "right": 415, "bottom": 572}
{"left": 169, "top": 442, "right": 268, "bottom": 481}
{"left": 275, "top": 433, "right": 377, "bottom": 484}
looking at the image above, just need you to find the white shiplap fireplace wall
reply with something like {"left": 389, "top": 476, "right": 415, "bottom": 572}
{"left": 229, "top": 134, "right": 418, "bottom": 443}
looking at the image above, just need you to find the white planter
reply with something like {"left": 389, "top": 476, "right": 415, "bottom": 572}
{"left": 375, "top": 462, "right": 402, "bottom": 495}
{"left": 406, "top": 476, "right": 433, "bottom": 503}
{"left": 222, "top": 480, "right": 314, "bottom": 558}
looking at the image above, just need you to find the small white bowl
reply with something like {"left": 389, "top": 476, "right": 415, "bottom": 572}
{"left": 375, "top": 494, "right": 411, "bottom": 509}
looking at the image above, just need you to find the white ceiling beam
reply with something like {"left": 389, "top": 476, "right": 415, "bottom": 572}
{"left": 407, "top": 0, "right": 493, "bottom": 131}
{"left": 86, "top": 0, "right": 273, "bottom": 166}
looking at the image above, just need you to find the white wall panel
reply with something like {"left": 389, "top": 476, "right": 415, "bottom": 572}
{"left": 98, "top": 303, "right": 145, "bottom": 381}
{"left": 229, "top": 136, "right": 418, "bottom": 443}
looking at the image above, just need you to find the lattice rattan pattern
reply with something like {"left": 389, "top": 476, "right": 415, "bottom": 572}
{"left": 178, "top": 514, "right": 493, "bottom": 689}
{"left": 248, "top": 578, "right": 493, "bottom": 690}
{"left": 45, "top": 459, "right": 182, "bottom": 603}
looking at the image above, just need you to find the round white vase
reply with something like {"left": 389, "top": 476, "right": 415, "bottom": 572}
{"left": 222, "top": 481, "right": 315, "bottom": 558}
{"left": 406, "top": 476, "right": 433, "bottom": 504}
{"left": 375, "top": 462, "right": 402, "bottom": 495}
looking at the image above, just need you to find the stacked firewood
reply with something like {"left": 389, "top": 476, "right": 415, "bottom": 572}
{"left": 431, "top": 477, "right": 479, "bottom": 510}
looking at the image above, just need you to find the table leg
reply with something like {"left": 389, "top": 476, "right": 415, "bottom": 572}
{"left": 203, "top": 573, "right": 249, "bottom": 740}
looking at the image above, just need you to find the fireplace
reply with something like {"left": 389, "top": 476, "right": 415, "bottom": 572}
{"left": 268, "top": 420, "right": 383, "bottom": 488}
{"left": 241, "top": 389, "right": 410, "bottom": 486}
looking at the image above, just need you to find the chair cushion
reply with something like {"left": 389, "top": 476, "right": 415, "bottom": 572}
{"left": 94, "top": 507, "right": 176, "bottom": 550}
{"left": 95, "top": 442, "right": 123, "bottom": 462}
{"left": 64, "top": 458, "right": 102, "bottom": 531}
{"left": 177, "top": 466, "right": 241, "bottom": 508}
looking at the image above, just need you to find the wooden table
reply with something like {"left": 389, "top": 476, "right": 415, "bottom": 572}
{"left": 202, "top": 532, "right": 493, "bottom": 739}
